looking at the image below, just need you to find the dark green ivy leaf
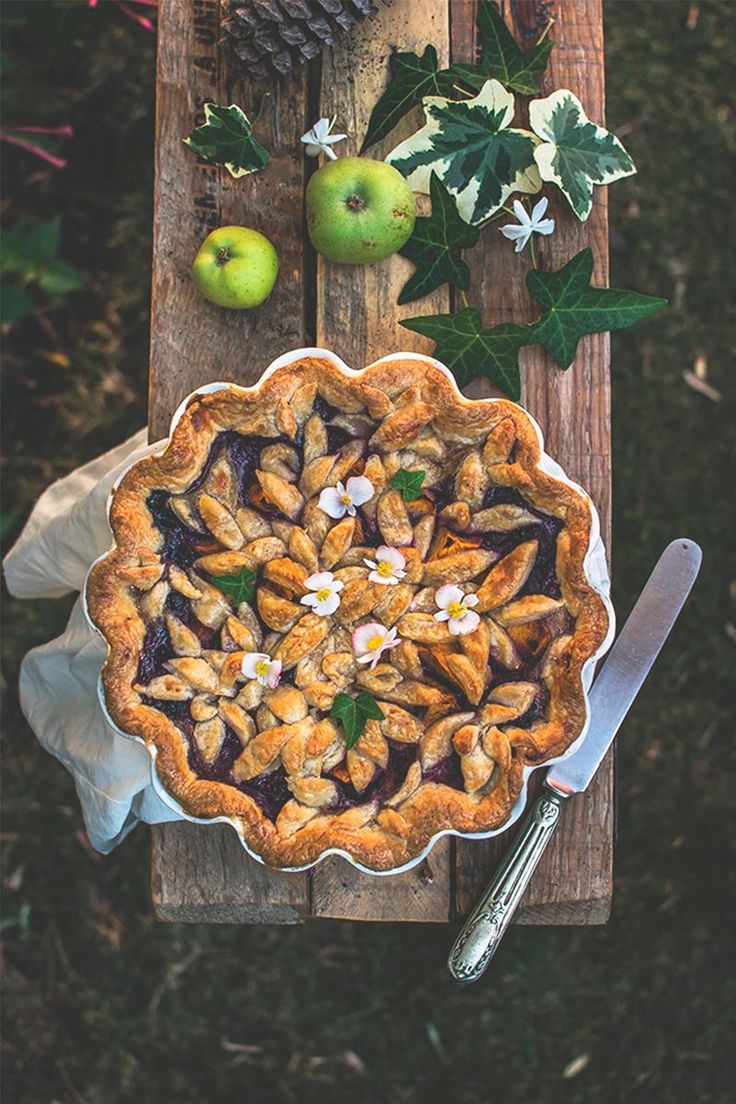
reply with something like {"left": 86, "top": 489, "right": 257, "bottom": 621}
{"left": 183, "top": 103, "right": 269, "bottom": 179}
{"left": 208, "top": 566, "right": 257, "bottom": 605}
{"left": 361, "top": 45, "right": 463, "bottom": 152}
{"left": 329, "top": 691, "right": 385, "bottom": 750}
{"left": 527, "top": 248, "right": 667, "bottom": 369}
{"left": 401, "top": 308, "right": 529, "bottom": 399}
{"left": 476, "top": 0, "right": 554, "bottom": 96}
{"left": 390, "top": 469, "right": 426, "bottom": 501}
{"left": 398, "top": 173, "right": 480, "bottom": 304}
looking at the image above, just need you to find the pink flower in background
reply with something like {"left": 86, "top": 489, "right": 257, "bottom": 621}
{"left": 0, "top": 125, "right": 74, "bottom": 170}
{"left": 88, "top": 0, "right": 157, "bottom": 33}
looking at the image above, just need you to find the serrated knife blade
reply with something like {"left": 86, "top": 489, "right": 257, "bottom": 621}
{"left": 448, "top": 538, "right": 702, "bottom": 983}
{"left": 546, "top": 537, "right": 702, "bottom": 797}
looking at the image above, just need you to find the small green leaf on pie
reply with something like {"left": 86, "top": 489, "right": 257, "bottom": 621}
{"left": 386, "top": 79, "right": 541, "bottom": 225}
{"left": 475, "top": 0, "right": 554, "bottom": 96}
{"left": 391, "top": 469, "right": 426, "bottom": 502}
{"left": 208, "top": 566, "right": 257, "bottom": 605}
{"left": 361, "top": 46, "right": 462, "bottom": 152}
{"left": 527, "top": 247, "right": 667, "bottom": 369}
{"left": 183, "top": 103, "right": 269, "bottom": 179}
{"left": 401, "top": 308, "right": 530, "bottom": 400}
{"left": 529, "top": 89, "right": 635, "bottom": 221}
{"left": 329, "top": 691, "right": 385, "bottom": 750}
{"left": 398, "top": 173, "right": 480, "bottom": 304}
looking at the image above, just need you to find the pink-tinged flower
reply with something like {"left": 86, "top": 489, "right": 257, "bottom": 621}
{"left": 300, "top": 570, "right": 344, "bottom": 617}
{"left": 364, "top": 545, "right": 406, "bottom": 586}
{"left": 433, "top": 584, "right": 480, "bottom": 636}
{"left": 241, "top": 652, "right": 282, "bottom": 689}
{"left": 352, "top": 622, "right": 400, "bottom": 669}
{"left": 318, "top": 475, "right": 373, "bottom": 519}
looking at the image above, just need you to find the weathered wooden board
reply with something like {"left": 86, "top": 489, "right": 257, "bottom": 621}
{"left": 451, "top": 0, "right": 614, "bottom": 924}
{"left": 149, "top": 0, "right": 613, "bottom": 925}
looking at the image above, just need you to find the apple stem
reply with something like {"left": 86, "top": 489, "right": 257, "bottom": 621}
{"left": 216, "top": 247, "right": 230, "bottom": 266}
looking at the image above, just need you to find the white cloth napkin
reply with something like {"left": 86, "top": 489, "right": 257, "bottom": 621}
{"left": 3, "top": 430, "right": 186, "bottom": 853}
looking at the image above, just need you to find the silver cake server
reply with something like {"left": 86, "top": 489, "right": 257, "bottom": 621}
{"left": 448, "top": 538, "right": 702, "bottom": 983}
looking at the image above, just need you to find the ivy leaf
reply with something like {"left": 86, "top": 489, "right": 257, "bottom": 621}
{"left": 529, "top": 90, "right": 636, "bottom": 221}
{"left": 361, "top": 46, "right": 464, "bottom": 152}
{"left": 401, "top": 308, "right": 530, "bottom": 399}
{"left": 527, "top": 248, "right": 667, "bottom": 369}
{"left": 398, "top": 173, "right": 480, "bottom": 304}
{"left": 386, "top": 79, "right": 541, "bottom": 225}
{"left": 475, "top": 0, "right": 554, "bottom": 95}
{"left": 329, "top": 691, "right": 385, "bottom": 750}
{"left": 391, "top": 469, "right": 426, "bottom": 501}
{"left": 183, "top": 103, "right": 269, "bottom": 179}
{"left": 208, "top": 566, "right": 257, "bottom": 605}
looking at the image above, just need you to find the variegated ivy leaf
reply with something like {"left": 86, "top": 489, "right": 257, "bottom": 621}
{"left": 183, "top": 103, "right": 269, "bottom": 179}
{"left": 386, "top": 79, "right": 541, "bottom": 226}
{"left": 529, "top": 90, "right": 636, "bottom": 221}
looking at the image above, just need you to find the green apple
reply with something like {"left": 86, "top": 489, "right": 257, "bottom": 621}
{"left": 191, "top": 226, "right": 278, "bottom": 309}
{"left": 306, "top": 157, "right": 416, "bottom": 264}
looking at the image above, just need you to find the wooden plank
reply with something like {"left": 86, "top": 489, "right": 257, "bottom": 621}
{"left": 149, "top": 0, "right": 310, "bottom": 921}
{"left": 148, "top": 0, "right": 309, "bottom": 440}
{"left": 151, "top": 823, "right": 306, "bottom": 924}
{"left": 149, "top": 0, "right": 612, "bottom": 925}
{"left": 309, "top": 0, "right": 453, "bottom": 922}
{"left": 452, "top": 0, "right": 614, "bottom": 924}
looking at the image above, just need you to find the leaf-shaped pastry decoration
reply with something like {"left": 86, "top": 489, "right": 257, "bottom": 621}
{"left": 401, "top": 308, "right": 529, "bottom": 399}
{"left": 398, "top": 174, "right": 480, "bottom": 304}
{"left": 208, "top": 566, "right": 257, "bottom": 605}
{"left": 183, "top": 103, "right": 269, "bottom": 179}
{"left": 528, "top": 89, "right": 635, "bottom": 221}
{"left": 329, "top": 691, "right": 385, "bottom": 750}
{"left": 527, "top": 248, "right": 667, "bottom": 370}
{"left": 386, "top": 80, "right": 541, "bottom": 226}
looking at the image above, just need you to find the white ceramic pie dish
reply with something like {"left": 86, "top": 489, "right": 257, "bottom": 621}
{"left": 83, "top": 347, "right": 615, "bottom": 876}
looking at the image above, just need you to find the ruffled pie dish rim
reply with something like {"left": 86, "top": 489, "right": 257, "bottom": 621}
{"left": 83, "top": 348, "right": 615, "bottom": 875}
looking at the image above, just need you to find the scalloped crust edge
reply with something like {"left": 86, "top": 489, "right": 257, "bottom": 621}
{"left": 86, "top": 352, "right": 611, "bottom": 872}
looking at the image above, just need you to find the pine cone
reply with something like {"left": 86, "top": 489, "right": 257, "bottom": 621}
{"left": 222, "top": 0, "right": 384, "bottom": 81}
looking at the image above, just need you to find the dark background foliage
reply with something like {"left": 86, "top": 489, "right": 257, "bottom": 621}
{"left": 1, "top": 3, "right": 734, "bottom": 1102}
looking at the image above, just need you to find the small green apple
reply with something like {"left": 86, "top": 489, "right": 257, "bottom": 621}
{"left": 306, "top": 157, "right": 416, "bottom": 264}
{"left": 191, "top": 226, "right": 278, "bottom": 309}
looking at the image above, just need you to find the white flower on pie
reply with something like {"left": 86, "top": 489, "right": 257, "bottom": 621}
{"left": 363, "top": 545, "right": 407, "bottom": 586}
{"left": 352, "top": 622, "right": 400, "bottom": 669}
{"left": 241, "top": 652, "right": 282, "bottom": 689}
{"left": 300, "top": 116, "right": 347, "bottom": 160}
{"left": 433, "top": 583, "right": 480, "bottom": 636}
{"left": 499, "top": 197, "right": 555, "bottom": 253}
{"left": 318, "top": 475, "right": 374, "bottom": 519}
{"left": 300, "top": 570, "right": 344, "bottom": 617}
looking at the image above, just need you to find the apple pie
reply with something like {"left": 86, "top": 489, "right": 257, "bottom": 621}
{"left": 87, "top": 354, "right": 610, "bottom": 871}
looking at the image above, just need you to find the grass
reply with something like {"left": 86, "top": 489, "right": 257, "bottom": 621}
{"left": 1, "top": 2, "right": 734, "bottom": 1102}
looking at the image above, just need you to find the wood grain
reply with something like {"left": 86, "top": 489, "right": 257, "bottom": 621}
{"left": 310, "top": 0, "right": 452, "bottom": 922}
{"left": 149, "top": 0, "right": 310, "bottom": 921}
{"left": 149, "top": 0, "right": 613, "bottom": 926}
{"left": 451, "top": 0, "right": 614, "bottom": 924}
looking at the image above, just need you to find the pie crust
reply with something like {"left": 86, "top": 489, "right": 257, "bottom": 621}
{"left": 87, "top": 353, "right": 611, "bottom": 872}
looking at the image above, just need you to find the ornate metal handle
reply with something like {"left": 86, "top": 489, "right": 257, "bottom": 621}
{"left": 448, "top": 791, "right": 564, "bottom": 983}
